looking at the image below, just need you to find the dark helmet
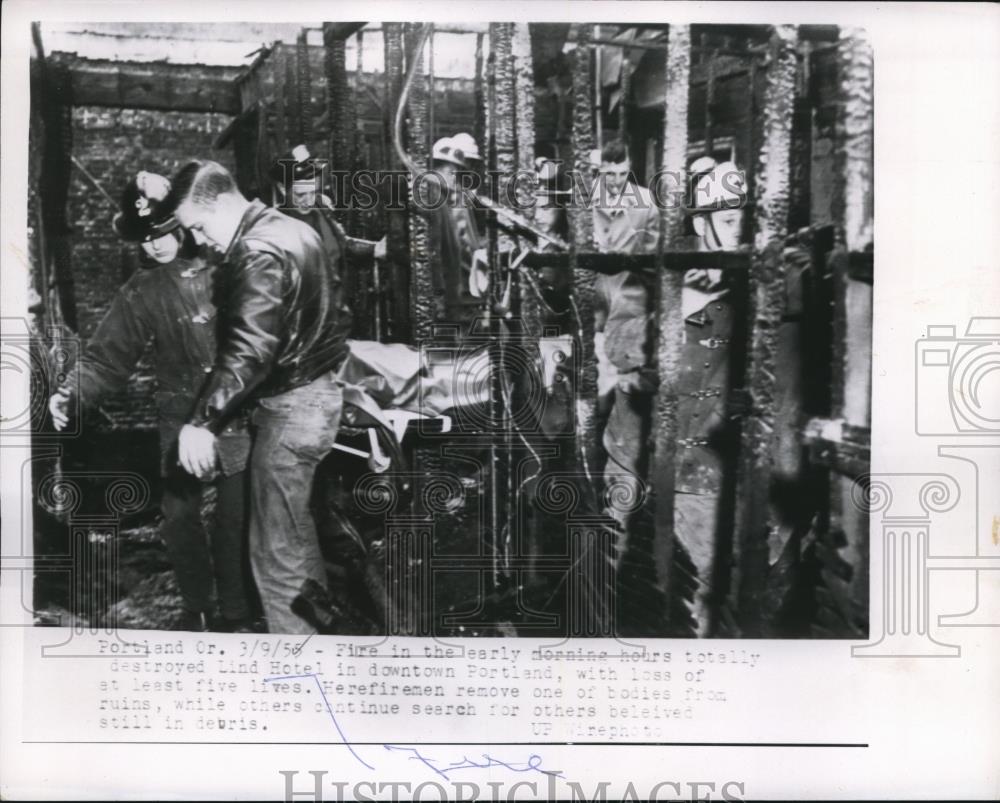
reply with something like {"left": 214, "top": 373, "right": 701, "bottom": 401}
{"left": 112, "top": 171, "right": 180, "bottom": 242}
{"left": 270, "top": 144, "right": 320, "bottom": 185}
{"left": 534, "top": 157, "right": 571, "bottom": 206}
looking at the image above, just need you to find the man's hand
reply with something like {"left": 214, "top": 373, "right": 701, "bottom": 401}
{"left": 178, "top": 424, "right": 218, "bottom": 479}
{"left": 48, "top": 389, "right": 71, "bottom": 431}
{"left": 373, "top": 235, "right": 387, "bottom": 261}
{"left": 594, "top": 332, "right": 619, "bottom": 397}
{"left": 469, "top": 248, "right": 489, "bottom": 297}
{"left": 616, "top": 371, "right": 646, "bottom": 393}
{"left": 684, "top": 268, "right": 724, "bottom": 291}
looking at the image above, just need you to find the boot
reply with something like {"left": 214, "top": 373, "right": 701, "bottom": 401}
{"left": 176, "top": 609, "right": 210, "bottom": 632}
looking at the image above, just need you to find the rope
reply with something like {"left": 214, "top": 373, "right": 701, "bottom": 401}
{"left": 69, "top": 155, "right": 117, "bottom": 209}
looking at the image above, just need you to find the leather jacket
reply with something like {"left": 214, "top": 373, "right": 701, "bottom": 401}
{"left": 189, "top": 200, "right": 349, "bottom": 432}
{"left": 282, "top": 203, "right": 355, "bottom": 345}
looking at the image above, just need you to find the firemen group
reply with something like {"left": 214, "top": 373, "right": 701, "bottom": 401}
{"left": 50, "top": 131, "right": 757, "bottom": 637}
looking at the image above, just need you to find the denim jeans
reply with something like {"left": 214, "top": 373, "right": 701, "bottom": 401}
{"left": 249, "top": 371, "right": 343, "bottom": 634}
{"left": 160, "top": 469, "right": 252, "bottom": 620}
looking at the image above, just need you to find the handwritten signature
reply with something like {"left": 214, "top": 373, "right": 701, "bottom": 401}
{"left": 265, "top": 673, "right": 563, "bottom": 781}
{"left": 383, "top": 745, "right": 562, "bottom": 780}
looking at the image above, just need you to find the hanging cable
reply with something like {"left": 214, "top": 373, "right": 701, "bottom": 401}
{"left": 392, "top": 23, "right": 432, "bottom": 175}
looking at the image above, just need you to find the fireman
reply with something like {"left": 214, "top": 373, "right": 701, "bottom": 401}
{"left": 591, "top": 139, "right": 661, "bottom": 562}
{"left": 48, "top": 171, "right": 257, "bottom": 633}
{"left": 673, "top": 157, "right": 747, "bottom": 635}
{"left": 419, "top": 136, "right": 487, "bottom": 328}
{"left": 270, "top": 144, "right": 386, "bottom": 338}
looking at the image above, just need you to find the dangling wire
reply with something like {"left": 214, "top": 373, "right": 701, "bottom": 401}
{"left": 393, "top": 24, "right": 433, "bottom": 176}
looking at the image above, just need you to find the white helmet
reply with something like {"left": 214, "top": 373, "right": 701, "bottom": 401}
{"left": 688, "top": 158, "right": 747, "bottom": 213}
{"left": 451, "top": 132, "right": 481, "bottom": 163}
{"left": 432, "top": 137, "right": 467, "bottom": 168}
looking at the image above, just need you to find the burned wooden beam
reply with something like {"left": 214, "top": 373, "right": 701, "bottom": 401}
{"left": 272, "top": 45, "right": 289, "bottom": 156}
{"left": 568, "top": 23, "right": 599, "bottom": 478}
{"left": 473, "top": 32, "right": 486, "bottom": 183}
{"left": 649, "top": 23, "right": 692, "bottom": 630}
{"left": 282, "top": 43, "right": 302, "bottom": 149}
{"left": 822, "top": 26, "right": 875, "bottom": 639}
{"left": 732, "top": 24, "right": 799, "bottom": 635}
{"left": 834, "top": 28, "right": 875, "bottom": 425}
{"left": 36, "top": 57, "right": 79, "bottom": 332}
{"left": 487, "top": 22, "right": 519, "bottom": 603}
{"left": 837, "top": 31, "right": 875, "bottom": 258}
{"left": 520, "top": 250, "right": 752, "bottom": 272}
{"left": 512, "top": 24, "right": 542, "bottom": 332}
{"left": 295, "top": 30, "right": 312, "bottom": 147}
{"left": 322, "top": 22, "right": 368, "bottom": 40}
{"left": 382, "top": 23, "right": 410, "bottom": 342}
{"left": 404, "top": 23, "right": 433, "bottom": 344}
{"left": 490, "top": 24, "right": 517, "bottom": 218}
{"left": 324, "top": 23, "right": 355, "bottom": 195}
{"left": 50, "top": 54, "right": 241, "bottom": 115}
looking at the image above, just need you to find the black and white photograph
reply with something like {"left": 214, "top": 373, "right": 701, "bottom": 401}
{"left": 22, "top": 19, "right": 873, "bottom": 640}
{"left": 2, "top": 3, "right": 998, "bottom": 800}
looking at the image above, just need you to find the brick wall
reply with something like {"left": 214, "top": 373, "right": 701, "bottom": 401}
{"left": 67, "top": 106, "right": 234, "bottom": 431}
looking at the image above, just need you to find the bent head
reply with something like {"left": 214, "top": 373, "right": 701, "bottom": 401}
{"left": 166, "top": 161, "right": 248, "bottom": 253}
{"left": 140, "top": 230, "right": 182, "bottom": 264}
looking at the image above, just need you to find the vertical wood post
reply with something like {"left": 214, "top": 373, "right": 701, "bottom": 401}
{"left": 649, "top": 24, "right": 691, "bottom": 629}
{"left": 568, "top": 23, "right": 598, "bottom": 480}
{"left": 324, "top": 24, "right": 355, "bottom": 180}
{"left": 829, "top": 27, "right": 874, "bottom": 629}
{"left": 39, "top": 58, "right": 77, "bottom": 333}
{"left": 404, "top": 23, "right": 433, "bottom": 345}
{"left": 383, "top": 23, "right": 410, "bottom": 341}
{"left": 282, "top": 44, "right": 300, "bottom": 150}
{"left": 473, "top": 33, "right": 487, "bottom": 187}
{"left": 295, "top": 30, "right": 312, "bottom": 148}
{"left": 513, "top": 23, "right": 541, "bottom": 332}
{"left": 732, "top": 24, "right": 798, "bottom": 633}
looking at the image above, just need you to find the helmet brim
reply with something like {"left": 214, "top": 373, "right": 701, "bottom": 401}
{"left": 113, "top": 212, "right": 181, "bottom": 243}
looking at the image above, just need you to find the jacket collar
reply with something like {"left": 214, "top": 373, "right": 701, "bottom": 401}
{"left": 223, "top": 199, "right": 269, "bottom": 261}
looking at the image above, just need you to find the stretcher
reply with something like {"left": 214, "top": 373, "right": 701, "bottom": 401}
{"left": 328, "top": 334, "right": 574, "bottom": 469}
{"left": 299, "top": 336, "right": 576, "bottom": 634}
{"left": 328, "top": 338, "right": 489, "bottom": 472}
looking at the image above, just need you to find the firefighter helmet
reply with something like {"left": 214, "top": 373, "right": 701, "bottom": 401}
{"left": 451, "top": 132, "right": 481, "bottom": 163}
{"left": 432, "top": 137, "right": 467, "bottom": 168}
{"left": 112, "top": 171, "right": 180, "bottom": 242}
{"left": 271, "top": 143, "right": 319, "bottom": 184}
{"left": 687, "top": 158, "right": 747, "bottom": 214}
